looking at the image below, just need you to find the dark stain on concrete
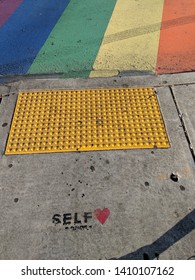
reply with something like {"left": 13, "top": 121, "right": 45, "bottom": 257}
{"left": 180, "top": 185, "right": 185, "bottom": 191}
{"left": 90, "top": 166, "right": 95, "bottom": 172}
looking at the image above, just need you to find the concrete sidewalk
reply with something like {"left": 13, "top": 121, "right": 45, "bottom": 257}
{"left": 0, "top": 72, "right": 194, "bottom": 260}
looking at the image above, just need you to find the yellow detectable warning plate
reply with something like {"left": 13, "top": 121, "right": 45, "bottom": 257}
{"left": 5, "top": 88, "right": 170, "bottom": 155}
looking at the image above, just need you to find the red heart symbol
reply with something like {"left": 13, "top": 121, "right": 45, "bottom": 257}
{"left": 94, "top": 208, "right": 110, "bottom": 224}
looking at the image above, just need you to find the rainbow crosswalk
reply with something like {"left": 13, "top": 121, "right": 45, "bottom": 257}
{"left": 0, "top": 0, "right": 195, "bottom": 78}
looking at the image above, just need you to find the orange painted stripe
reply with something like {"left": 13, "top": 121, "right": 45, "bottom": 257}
{"left": 156, "top": 0, "right": 195, "bottom": 74}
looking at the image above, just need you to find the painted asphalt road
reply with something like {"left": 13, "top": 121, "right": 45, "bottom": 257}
{"left": 0, "top": 0, "right": 195, "bottom": 77}
{"left": 0, "top": 0, "right": 71, "bottom": 75}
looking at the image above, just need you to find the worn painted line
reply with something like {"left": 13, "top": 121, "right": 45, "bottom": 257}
{"left": 156, "top": 0, "right": 195, "bottom": 74}
{"left": 28, "top": 0, "right": 117, "bottom": 78}
{"left": 0, "top": 0, "right": 24, "bottom": 27}
{"left": 90, "top": 0, "right": 164, "bottom": 78}
{"left": 0, "top": 0, "right": 70, "bottom": 75}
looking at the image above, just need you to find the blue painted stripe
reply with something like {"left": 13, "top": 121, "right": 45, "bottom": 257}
{"left": 0, "top": 0, "right": 70, "bottom": 75}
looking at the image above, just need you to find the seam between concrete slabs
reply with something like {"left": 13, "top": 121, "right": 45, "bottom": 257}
{"left": 169, "top": 85, "right": 195, "bottom": 163}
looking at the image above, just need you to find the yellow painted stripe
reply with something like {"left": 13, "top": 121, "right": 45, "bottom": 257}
{"left": 90, "top": 0, "right": 164, "bottom": 78}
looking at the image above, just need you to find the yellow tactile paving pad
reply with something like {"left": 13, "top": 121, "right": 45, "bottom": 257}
{"left": 5, "top": 88, "right": 170, "bottom": 155}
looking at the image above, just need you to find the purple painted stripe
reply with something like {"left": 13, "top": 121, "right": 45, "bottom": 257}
{"left": 0, "top": 0, "right": 23, "bottom": 27}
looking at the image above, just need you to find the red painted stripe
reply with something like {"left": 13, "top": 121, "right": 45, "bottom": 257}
{"left": 156, "top": 0, "right": 195, "bottom": 74}
{"left": 0, "top": 0, "right": 23, "bottom": 27}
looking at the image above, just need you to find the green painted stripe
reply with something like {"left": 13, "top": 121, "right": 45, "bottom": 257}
{"left": 28, "top": 0, "right": 117, "bottom": 78}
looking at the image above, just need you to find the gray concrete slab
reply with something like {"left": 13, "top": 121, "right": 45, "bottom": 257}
{"left": 0, "top": 79, "right": 194, "bottom": 260}
{"left": 1, "top": 72, "right": 195, "bottom": 97}
{"left": 172, "top": 84, "right": 195, "bottom": 154}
